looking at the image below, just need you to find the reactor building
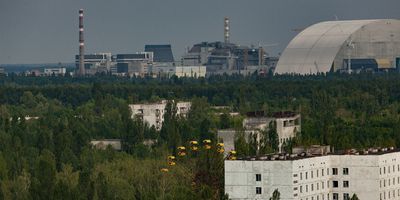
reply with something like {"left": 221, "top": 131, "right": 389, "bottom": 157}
{"left": 274, "top": 19, "right": 400, "bottom": 75}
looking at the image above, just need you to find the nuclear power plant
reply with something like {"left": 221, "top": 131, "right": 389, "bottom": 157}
{"left": 73, "top": 9, "right": 400, "bottom": 77}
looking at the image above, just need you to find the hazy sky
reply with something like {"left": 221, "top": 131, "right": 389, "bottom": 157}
{"left": 0, "top": 0, "right": 399, "bottom": 64}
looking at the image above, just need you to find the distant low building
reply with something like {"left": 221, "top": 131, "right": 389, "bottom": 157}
{"left": 44, "top": 67, "right": 66, "bottom": 76}
{"left": 129, "top": 100, "right": 191, "bottom": 130}
{"left": 90, "top": 139, "right": 122, "bottom": 151}
{"left": 0, "top": 68, "right": 6, "bottom": 76}
{"left": 174, "top": 66, "right": 206, "bottom": 78}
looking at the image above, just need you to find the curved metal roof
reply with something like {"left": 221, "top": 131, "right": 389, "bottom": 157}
{"left": 274, "top": 20, "right": 380, "bottom": 74}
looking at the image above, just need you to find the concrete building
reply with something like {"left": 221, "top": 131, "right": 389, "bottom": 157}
{"left": 44, "top": 67, "right": 66, "bottom": 76}
{"left": 144, "top": 44, "right": 174, "bottom": 63}
{"left": 129, "top": 100, "right": 191, "bottom": 130}
{"left": 182, "top": 42, "right": 216, "bottom": 66}
{"left": 225, "top": 147, "right": 400, "bottom": 200}
{"left": 174, "top": 66, "right": 206, "bottom": 78}
{"left": 275, "top": 19, "right": 400, "bottom": 75}
{"left": 90, "top": 139, "right": 122, "bottom": 151}
{"left": 75, "top": 53, "right": 112, "bottom": 75}
{"left": 218, "top": 112, "right": 301, "bottom": 154}
{"left": 115, "top": 52, "right": 153, "bottom": 77}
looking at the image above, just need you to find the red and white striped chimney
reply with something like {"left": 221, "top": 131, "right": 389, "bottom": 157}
{"left": 78, "top": 9, "right": 85, "bottom": 76}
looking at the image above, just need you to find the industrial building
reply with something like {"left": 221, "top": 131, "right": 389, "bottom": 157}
{"left": 129, "top": 100, "right": 191, "bottom": 131}
{"left": 174, "top": 66, "right": 206, "bottom": 78}
{"left": 144, "top": 44, "right": 174, "bottom": 63}
{"left": 275, "top": 19, "right": 400, "bottom": 75}
{"left": 115, "top": 52, "right": 153, "bottom": 77}
{"left": 74, "top": 53, "right": 113, "bottom": 75}
{"left": 218, "top": 111, "right": 301, "bottom": 154}
{"left": 225, "top": 147, "right": 400, "bottom": 200}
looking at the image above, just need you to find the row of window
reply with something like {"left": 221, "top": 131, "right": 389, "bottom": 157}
{"left": 298, "top": 180, "right": 349, "bottom": 194}
{"left": 380, "top": 165, "right": 400, "bottom": 175}
{"left": 380, "top": 189, "right": 400, "bottom": 200}
{"left": 299, "top": 181, "right": 327, "bottom": 193}
{"left": 380, "top": 177, "right": 400, "bottom": 188}
{"left": 297, "top": 168, "right": 349, "bottom": 181}
{"left": 298, "top": 193, "right": 349, "bottom": 200}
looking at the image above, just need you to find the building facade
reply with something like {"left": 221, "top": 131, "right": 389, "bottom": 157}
{"left": 75, "top": 53, "right": 112, "bottom": 75}
{"left": 115, "top": 52, "right": 153, "bottom": 77}
{"left": 129, "top": 100, "right": 191, "bottom": 130}
{"left": 174, "top": 66, "right": 206, "bottom": 78}
{"left": 218, "top": 112, "right": 301, "bottom": 154}
{"left": 225, "top": 148, "right": 400, "bottom": 200}
{"left": 44, "top": 67, "right": 66, "bottom": 76}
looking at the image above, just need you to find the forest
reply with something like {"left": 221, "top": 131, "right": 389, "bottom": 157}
{"left": 1, "top": 73, "right": 400, "bottom": 199}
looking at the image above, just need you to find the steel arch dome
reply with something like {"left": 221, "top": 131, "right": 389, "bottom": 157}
{"left": 274, "top": 19, "right": 400, "bottom": 75}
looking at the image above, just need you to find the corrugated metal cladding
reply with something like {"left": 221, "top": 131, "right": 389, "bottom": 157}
{"left": 275, "top": 19, "right": 400, "bottom": 75}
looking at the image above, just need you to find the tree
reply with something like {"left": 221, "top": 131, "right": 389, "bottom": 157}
{"left": 269, "top": 189, "right": 280, "bottom": 200}
{"left": 31, "top": 149, "right": 57, "bottom": 200}
{"left": 350, "top": 194, "right": 359, "bottom": 200}
{"left": 234, "top": 131, "right": 249, "bottom": 157}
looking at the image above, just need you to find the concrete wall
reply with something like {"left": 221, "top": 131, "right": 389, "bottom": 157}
{"left": 225, "top": 151, "right": 400, "bottom": 200}
{"left": 129, "top": 101, "right": 191, "bottom": 130}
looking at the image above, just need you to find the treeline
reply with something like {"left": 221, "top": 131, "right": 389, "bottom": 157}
{"left": 1, "top": 73, "right": 400, "bottom": 199}
{"left": 0, "top": 92, "right": 227, "bottom": 199}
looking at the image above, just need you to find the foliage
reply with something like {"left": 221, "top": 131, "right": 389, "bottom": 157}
{"left": 1, "top": 73, "right": 400, "bottom": 198}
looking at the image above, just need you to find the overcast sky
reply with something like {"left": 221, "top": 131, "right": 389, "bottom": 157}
{"left": 0, "top": 0, "right": 399, "bottom": 64}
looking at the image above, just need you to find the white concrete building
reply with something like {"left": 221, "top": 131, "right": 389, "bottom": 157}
{"left": 44, "top": 67, "right": 66, "bottom": 76}
{"left": 129, "top": 100, "right": 191, "bottom": 130}
{"left": 218, "top": 112, "right": 301, "bottom": 154}
{"left": 90, "top": 139, "right": 122, "bottom": 151}
{"left": 174, "top": 66, "right": 206, "bottom": 78}
{"left": 225, "top": 147, "right": 400, "bottom": 200}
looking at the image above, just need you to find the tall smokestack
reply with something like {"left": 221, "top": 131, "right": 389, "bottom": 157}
{"left": 224, "top": 17, "right": 230, "bottom": 44}
{"left": 78, "top": 9, "right": 85, "bottom": 76}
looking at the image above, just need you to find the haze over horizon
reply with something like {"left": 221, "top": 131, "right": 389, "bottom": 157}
{"left": 0, "top": 0, "right": 399, "bottom": 65}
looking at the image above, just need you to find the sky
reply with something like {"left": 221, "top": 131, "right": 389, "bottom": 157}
{"left": 0, "top": 0, "right": 399, "bottom": 64}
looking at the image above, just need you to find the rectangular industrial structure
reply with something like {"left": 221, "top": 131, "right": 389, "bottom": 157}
{"left": 225, "top": 148, "right": 400, "bottom": 200}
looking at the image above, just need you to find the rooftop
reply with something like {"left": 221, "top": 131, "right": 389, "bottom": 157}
{"left": 232, "top": 146, "right": 399, "bottom": 161}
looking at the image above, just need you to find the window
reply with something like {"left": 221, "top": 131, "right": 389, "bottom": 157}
{"left": 343, "top": 181, "right": 349, "bottom": 188}
{"left": 322, "top": 169, "right": 324, "bottom": 176}
{"left": 327, "top": 168, "right": 329, "bottom": 175}
{"left": 306, "top": 172, "right": 308, "bottom": 179}
{"left": 333, "top": 193, "right": 339, "bottom": 200}
{"left": 256, "top": 174, "right": 261, "bottom": 182}
{"left": 343, "top": 168, "right": 349, "bottom": 175}
{"left": 300, "top": 186, "right": 303, "bottom": 193}
{"left": 332, "top": 168, "right": 338, "bottom": 175}
{"left": 333, "top": 181, "right": 338, "bottom": 188}
{"left": 343, "top": 193, "right": 350, "bottom": 200}
{"left": 322, "top": 181, "right": 324, "bottom": 189}
{"left": 306, "top": 185, "right": 308, "bottom": 192}
{"left": 300, "top": 172, "right": 303, "bottom": 180}
{"left": 311, "top": 184, "right": 314, "bottom": 191}
{"left": 256, "top": 187, "right": 262, "bottom": 194}
{"left": 317, "top": 169, "right": 319, "bottom": 177}
{"left": 311, "top": 171, "right": 314, "bottom": 178}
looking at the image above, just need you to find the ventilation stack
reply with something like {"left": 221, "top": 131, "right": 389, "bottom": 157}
{"left": 78, "top": 9, "right": 85, "bottom": 76}
{"left": 224, "top": 17, "right": 230, "bottom": 44}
